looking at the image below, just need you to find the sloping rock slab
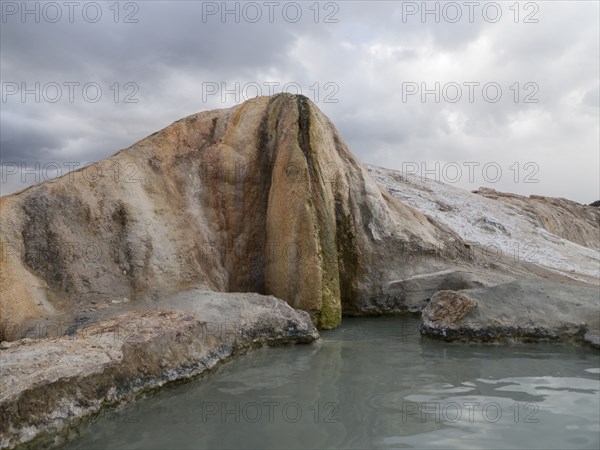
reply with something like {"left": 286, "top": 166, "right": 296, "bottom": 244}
{"left": 0, "top": 292, "right": 318, "bottom": 449}
{"left": 420, "top": 279, "right": 599, "bottom": 347}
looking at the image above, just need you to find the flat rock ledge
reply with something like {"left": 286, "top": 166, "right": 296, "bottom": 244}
{"left": 420, "top": 279, "right": 600, "bottom": 348}
{"left": 0, "top": 293, "right": 318, "bottom": 449}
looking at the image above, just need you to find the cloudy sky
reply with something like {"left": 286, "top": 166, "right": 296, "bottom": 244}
{"left": 1, "top": 0, "right": 598, "bottom": 203}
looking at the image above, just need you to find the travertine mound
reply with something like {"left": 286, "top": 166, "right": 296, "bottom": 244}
{"left": 0, "top": 94, "right": 465, "bottom": 337}
{"left": 1, "top": 94, "right": 597, "bottom": 342}
{"left": 2, "top": 93, "right": 598, "bottom": 450}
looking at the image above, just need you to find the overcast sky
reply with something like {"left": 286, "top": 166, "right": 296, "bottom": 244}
{"left": 1, "top": 0, "right": 598, "bottom": 203}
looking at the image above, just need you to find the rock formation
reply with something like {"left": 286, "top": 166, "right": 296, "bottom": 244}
{"left": 421, "top": 279, "right": 599, "bottom": 348}
{"left": 474, "top": 188, "right": 600, "bottom": 250}
{"left": 369, "top": 165, "right": 599, "bottom": 346}
{"left": 1, "top": 94, "right": 598, "bottom": 342}
{"left": 0, "top": 94, "right": 466, "bottom": 338}
{"left": 369, "top": 165, "right": 599, "bottom": 282}
{"left": 1, "top": 93, "right": 599, "bottom": 449}
{"left": 0, "top": 290, "right": 317, "bottom": 449}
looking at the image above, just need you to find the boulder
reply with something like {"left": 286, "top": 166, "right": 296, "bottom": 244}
{"left": 382, "top": 270, "right": 485, "bottom": 313}
{"left": 420, "top": 279, "right": 599, "bottom": 346}
{"left": 421, "top": 290, "right": 478, "bottom": 328}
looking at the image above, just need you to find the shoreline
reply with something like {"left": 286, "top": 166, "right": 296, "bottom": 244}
{"left": 2, "top": 297, "right": 598, "bottom": 449}
{"left": 0, "top": 292, "right": 319, "bottom": 450}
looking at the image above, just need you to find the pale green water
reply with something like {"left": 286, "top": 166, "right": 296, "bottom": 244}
{"left": 61, "top": 317, "right": 600, "bottom": 450}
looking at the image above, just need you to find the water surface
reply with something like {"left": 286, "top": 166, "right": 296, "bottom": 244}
{"left": 62, "top": 317, "right": 600, "bottom": 449}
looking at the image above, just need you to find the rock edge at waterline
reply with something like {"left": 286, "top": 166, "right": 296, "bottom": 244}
{"left": 0, "top": 291, "right": 318, "bottom": 450}
{"left": 420, "top": 279, "right": 600, "bottom": 348}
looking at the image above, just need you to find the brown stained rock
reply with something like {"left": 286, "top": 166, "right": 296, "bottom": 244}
{"left": 422, "top": 291, "right": 478, "bottom": 327}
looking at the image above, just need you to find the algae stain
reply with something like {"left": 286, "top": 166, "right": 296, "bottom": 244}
{"left": 295, "top": 96, "right": 342, "bottom": 329}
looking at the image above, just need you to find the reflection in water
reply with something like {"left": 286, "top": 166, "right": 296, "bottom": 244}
{"left": 62, "top": 317, "right": 600, "bottom": 450}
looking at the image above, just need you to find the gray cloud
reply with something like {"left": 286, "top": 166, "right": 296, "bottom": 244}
{"left": 1, "top": 0, "right": 598, "bottom": 203}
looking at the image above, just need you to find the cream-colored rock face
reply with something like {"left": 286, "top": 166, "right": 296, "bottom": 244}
{"left": 0, "top": 94, "right": 466, "bottom": 338}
